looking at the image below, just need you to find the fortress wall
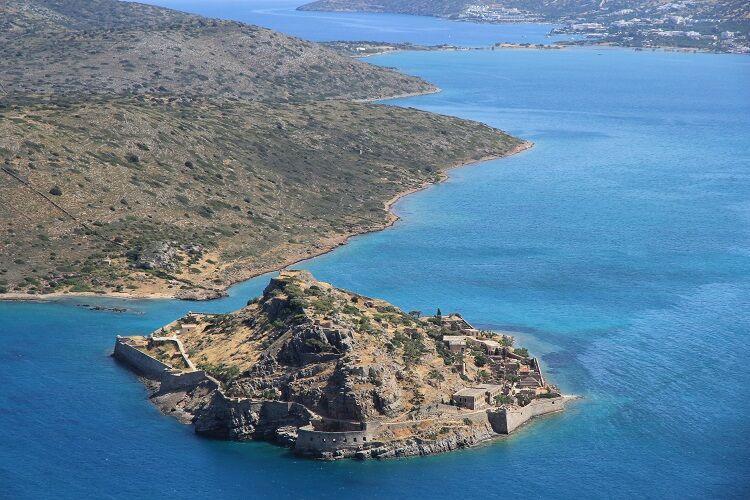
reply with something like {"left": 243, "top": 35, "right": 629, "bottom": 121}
{"left": 461, "top": 411, "right": 491, "bottom": 425}
{"left": 259, "top": 400, "right": 315, "bottom": 427}
{"left": 114, "top": 337, "right": 212, "bottom": 391}
{"left": 113, "top": 337, "right": 170, "bottom": 379}
{"left": 488, "top": 398, "right": 565, "bottom": 434}
{"left": 150, "top": 336, "right": 196, "bottom": 370}
{"left": 160, "top": 369, "right": 214, "bottom": 392}
{"left": 295, "top": 425, "right": 375, "bottom": 453}
{"left": 384, "top": 410, "right": 489, "bottom": 433}
{"left": 315, "top": 419, "right": 368, "bottom": 432}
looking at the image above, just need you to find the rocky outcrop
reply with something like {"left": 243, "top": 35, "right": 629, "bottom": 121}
{"left": 277, "top": 322, "right": 353, "bottom": 366}
{"left": 149, "top": 377, "right": 316, "bottom": 442}
{"left": 368, "top": 425, "right": 498, "bottom": 459}
{"left": 368, "top": 364, "right": 404, "bottom": 416}
{"left": 134, "top": 241, "right": 180, "bottom": 271}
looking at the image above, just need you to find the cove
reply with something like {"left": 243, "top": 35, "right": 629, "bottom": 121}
{"left": 2, "top": 3, "right": 750, "bottom": 499}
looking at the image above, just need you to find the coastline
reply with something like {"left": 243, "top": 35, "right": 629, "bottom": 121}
{"left": 0, "top": 136, "right": 532, "bottom": 304}
{"left": 353, "top": 85, "right": 441, "bottom": 103}
{"left": 350, "top": 44, "right": 563, "bottom": 60}
{"left": 299, "top": 7, "right": 745, "bottom": 55}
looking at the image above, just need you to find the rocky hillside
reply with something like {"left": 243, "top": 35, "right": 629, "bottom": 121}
{"left": 0, "top": 96, "right": 521, "bottom": 298}
{"left": 1, "top": 1, "right": 434, "bottom": 102}
{"left": 0, "top": 0, "right": 525, "bottom": 298}
{"left": 170, "top": 271, "right": 470, "bottom": 420}
{"left": 1, "top": 0, "right": 194, "bottom": 33}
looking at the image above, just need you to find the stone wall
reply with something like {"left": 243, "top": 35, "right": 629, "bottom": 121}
{"left": 295, "top": 425, "right": 375, "bottom": 454}
{"left": 160, "top": 369, "right": 214, "bottom": 392}
{"left": 113, "top": 336, "right": 170, "bottom": 378}
{"left": 150, "top": 336, "right": 196, "bottom": 370}
{"left": 114, "top": 337, "right": 215, "bottom": 393}
{"left": 487, "top": 397, "right": 565, "bottom": 434}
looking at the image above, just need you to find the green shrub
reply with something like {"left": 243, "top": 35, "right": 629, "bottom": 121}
{"left": 514, "top": 348, "right": 529, "bottom": 358}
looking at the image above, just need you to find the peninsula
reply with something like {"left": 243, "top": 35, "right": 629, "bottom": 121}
{"left": 300, "top": 0, "right": 750, "bottom": 54}
{"left": 113, "top": 270, "right": 568, "bottom": 460}
{"left": 0, "top": 0, "right": 526, "bottom": 300}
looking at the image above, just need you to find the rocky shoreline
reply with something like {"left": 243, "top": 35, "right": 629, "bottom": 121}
{"left": 116, "top": 342, "right": 567, "bottom": 460}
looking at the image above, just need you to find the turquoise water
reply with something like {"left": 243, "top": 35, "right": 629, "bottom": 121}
{"left": 3, "top": 4, "right": 750, "bottom": 499}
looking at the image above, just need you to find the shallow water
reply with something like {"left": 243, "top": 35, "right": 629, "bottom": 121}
{"left": 2, "top": 3, "right": 750, "bottom": 499}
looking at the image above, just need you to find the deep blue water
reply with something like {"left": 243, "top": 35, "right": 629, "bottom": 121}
{"left": 2, "top": 3, "right": 750, "bottom": 499}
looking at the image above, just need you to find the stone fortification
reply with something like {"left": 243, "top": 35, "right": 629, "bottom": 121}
{"left": 487, "top": 397, "right": 565, "bottom": 434}
{"left": 112, "top": 272, "right": 571, "bottom": 460}
{"left": 113, "top": 336, "right": 171, "bottom": 378}
{"left": 295, "top": 425, "right": 378, "bottom": 457}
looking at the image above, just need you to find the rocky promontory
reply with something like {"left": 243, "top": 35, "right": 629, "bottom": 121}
{"left": 113, "top": 270, "right": 567, "bottom": 460}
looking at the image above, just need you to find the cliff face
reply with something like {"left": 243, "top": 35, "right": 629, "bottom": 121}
{"left": 113, "top": 271, "right": 567, "bottom": 460}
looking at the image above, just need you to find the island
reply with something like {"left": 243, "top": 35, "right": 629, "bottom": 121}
{"left": 113, "top": 270, "right": 569, "bottom": 460}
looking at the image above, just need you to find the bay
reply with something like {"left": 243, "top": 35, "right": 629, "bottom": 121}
{"left": 2, "top": 2, "right": 749, "bottom": 498}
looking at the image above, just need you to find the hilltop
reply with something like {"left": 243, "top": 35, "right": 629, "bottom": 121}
{"left": 0, "top": 0, "right": 526, "bottom": 299}
{"left": 300, "top": 0, "right": 750, "bottom": 53}
{"left": 114, "top": 271, "right": 567, "bottom": 459}
{"left": 1, "top": 1, "right": 434, "bottom": 102}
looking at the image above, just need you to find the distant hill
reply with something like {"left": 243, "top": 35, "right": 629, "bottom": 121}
{"left": 300, "top": 0, "right": 750, "bottom": 53}
{"left": 0, "top": 0, "right": 524, "bottom": 299}
{"left": 1, "top": 1, "right": 434, "bottom": 102}
{"left": 300, "top": 0, "right": 749, "bottom": 21}
{"left": 1, "top": 0, "right": 194, "bottom": 33}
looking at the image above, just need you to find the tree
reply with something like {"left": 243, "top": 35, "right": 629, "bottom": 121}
{"left": 412, "top": 390, "right": 425, "bottom": 407}
{"left": 436, "top": 307, "right": 442, "bottom": 318}
{"left": 516, "top": 393, "right": 531, "bottom": 406}
{"left": 514, "top": 347, "right": 529, "bottom": 357}
{"left": 494, "top": 394, "right": 513, "bottom": 406}
{"left": 474, "top": 353, "right": 488, "bottom": 367}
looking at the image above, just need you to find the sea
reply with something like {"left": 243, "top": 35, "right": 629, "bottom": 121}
{"left": 2, "top": 1, "right": 749, "bottom": 498}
